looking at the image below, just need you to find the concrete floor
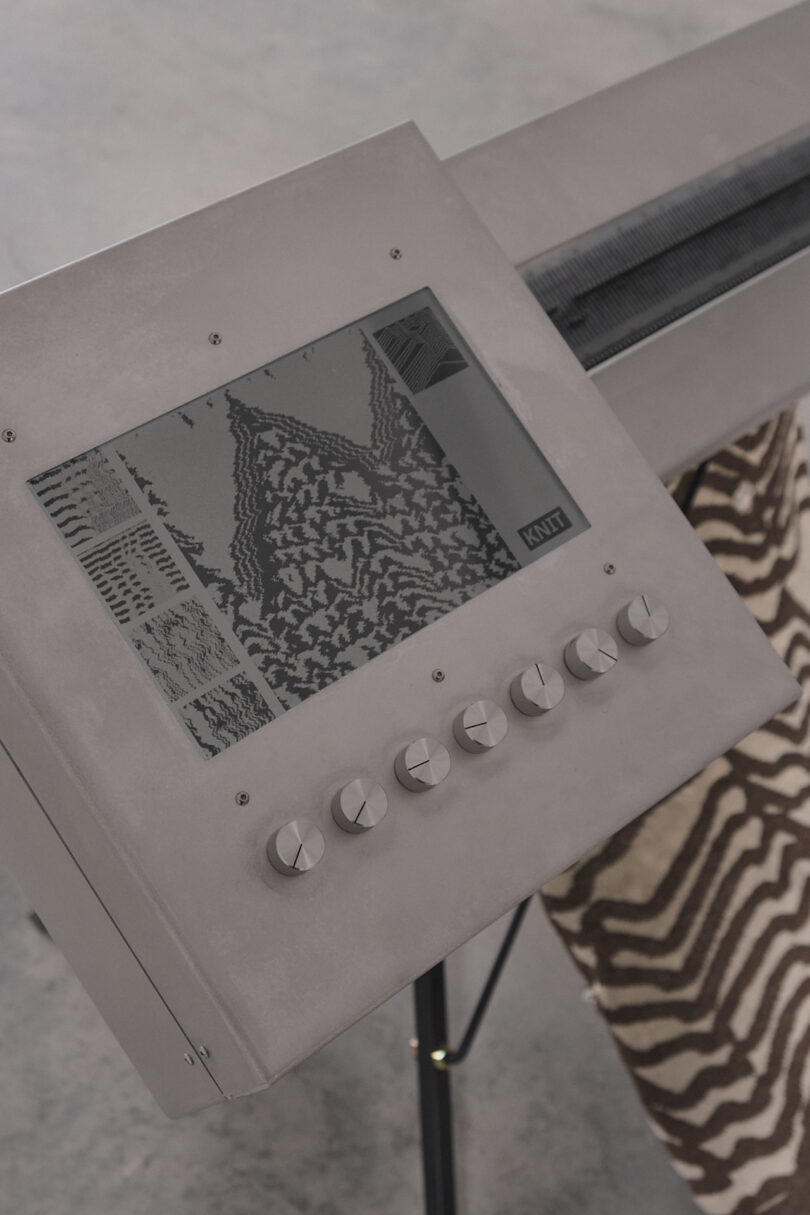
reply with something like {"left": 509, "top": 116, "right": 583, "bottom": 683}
{"left": 0, "top": 2, "right": 794, "bottom": 1212}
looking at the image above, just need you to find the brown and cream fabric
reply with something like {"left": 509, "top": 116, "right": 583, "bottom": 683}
{"left": 542, "top": 410, "right": 810, "bottom": 1215}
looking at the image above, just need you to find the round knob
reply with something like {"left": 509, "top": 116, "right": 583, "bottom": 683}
{"left": 266, "top": 819, "right": 325, "bottom": 875}
{"left": 395, "top": 737, "right": 451, "bottom": 792}
{"left": 332, "top": 779, "right": 389, "bottom": 833}
{"left": 564, "top": 628, "right": 618, "bottom": 681}
{"left": 616, "top": 594, "right": 670, "bottom": 646}
{"left": 510, "top": 664, "right": 565, "bottom": 716}
{"left": 453, "top": 700, "right": 508, "bottom": 752}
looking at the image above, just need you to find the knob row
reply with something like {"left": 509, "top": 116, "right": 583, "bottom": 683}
{"left": 266, "top": 594, "right": 669, "bottom": 874}
{"left": 268, "top": 778, "right": 390, "bottom": 873}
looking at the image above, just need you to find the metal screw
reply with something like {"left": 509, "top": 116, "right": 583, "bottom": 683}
{"left": 183, "top": 1052, "right": 196, "bottom": 1067}
{"left": 431, "top": 669, "right": 446, "bottom": 683}
{"left": 389, "top": 247, "right": 403, "bottom": 260}
{"left": 197, "top": 1045, "right": 211, "bottom": 1059}
{"left": 2, "top": 429, "right": 16, "bottom": 443}
{"left": 208, "top": 332, "right": 222, "bottom": 345}
{"left": 234, "top": 790, "right": 250, "bottom": 806}
{"left": 603, "top": 562, "right": 616, "bottom": 575}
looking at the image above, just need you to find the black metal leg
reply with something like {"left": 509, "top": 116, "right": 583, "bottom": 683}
{"left": 412, "top": 901, "right": 533, "bottom": 1213}
{"left": 413, "top": 962, "right": 457, "bottom": 1215}
{"left": 439, "top": 899, "right": 530, "bottom": 1068}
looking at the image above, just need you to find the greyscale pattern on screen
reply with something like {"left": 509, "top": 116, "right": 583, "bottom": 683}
{"left": 29, "top": 289, "right": 588, "bottom": 756}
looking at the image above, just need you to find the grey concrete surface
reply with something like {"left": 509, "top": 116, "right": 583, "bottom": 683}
{"left": 0, "top": 2, "right": 794, "bottom": 1212}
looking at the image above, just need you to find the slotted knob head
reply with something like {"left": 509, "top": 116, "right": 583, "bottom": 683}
{"left": 616, "top": 594, "right": 670, "bottom": 646}
{"left": 394, "top": 737, "right": 451, "bottom": 792}
{"left": 332, "top": 779, "right": 389, "bottom": 833}
{"left": 510, "top": 664, "right": 565, "bottom": 716}
{"left": 267, "top": 819, "right": 325, "bottom": 875}
{"left": 564, "top": 628, "right": 618, "bottom": 681}
{"left": 453, "top": 700, "right": 509, "bottom": 752}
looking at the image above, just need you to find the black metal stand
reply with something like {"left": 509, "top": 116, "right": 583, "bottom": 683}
{"left": 413, "top": 961, "right": 457, "bottom": 1215}
{"left": 412, "top": 898, "right": 532, "bottom": 1215}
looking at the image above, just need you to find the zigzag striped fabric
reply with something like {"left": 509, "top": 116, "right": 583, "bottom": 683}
{"left": 541, "top": 410, "right": 810, "bottom": 1215}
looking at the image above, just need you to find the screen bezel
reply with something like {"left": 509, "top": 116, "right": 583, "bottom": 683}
{"left": 26, "top": 285, "right": 588, "bottom": 757}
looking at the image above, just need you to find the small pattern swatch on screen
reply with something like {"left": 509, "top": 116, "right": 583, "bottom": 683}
{"left": 373, "top": 306, "right": 468, "bottom": 393}
{"left": 79, "top": 521, "right": 189, "bottom": 624}
{"left": 130, "top": 598, "right": 239, "bottom": 701}
{"left": 181, "top": 673, "right": 276, "bottom": 758}
{"left": 29, "top": 450, "right": 139, "bottom": 547}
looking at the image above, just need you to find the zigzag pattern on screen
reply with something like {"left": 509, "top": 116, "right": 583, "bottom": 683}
{"left": 226, "top": 335, "right": 518, "bottom": 705}
{"left": 79, "top": 521, "right": 189, "bottom": 624}
{"left": 151, "top": 334, "right": 519, "bottom": 709}
{"left": 541, "top": 411, "right": 810, "bottom": 1215}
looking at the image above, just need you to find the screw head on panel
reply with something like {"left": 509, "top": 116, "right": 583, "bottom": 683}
{"left": 603, "top": 562, "right": 616, "bottom": 575}
{"left": 389, "top": 248, "right": 403, "bottom": 260}
{"left": 208, "top": 332, "right": 222, "bottom": 345}
{"left": 183, "top": 1052, "right": 196, "bottom": 1067}
{"left": 2, "top": 429, "right": 16, "bottom": 443}
{"left": 234, "top": 791, "right": 250, "bottom": 806}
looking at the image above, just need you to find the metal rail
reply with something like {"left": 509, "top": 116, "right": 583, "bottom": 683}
{"left": 447, "top": 3, "right": 810, "bottom": 479}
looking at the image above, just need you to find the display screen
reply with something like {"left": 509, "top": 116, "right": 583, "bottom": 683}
{"left": 30, "top": 290, "right": 588, "bottom": 757}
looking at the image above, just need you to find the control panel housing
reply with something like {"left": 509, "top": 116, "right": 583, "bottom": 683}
{"left": 0, "top": 124, "right": 797, "bottom": 1114}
